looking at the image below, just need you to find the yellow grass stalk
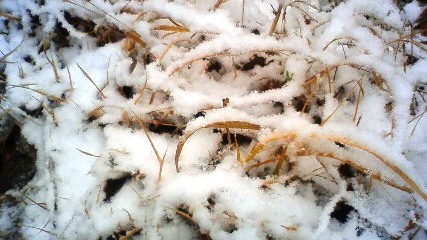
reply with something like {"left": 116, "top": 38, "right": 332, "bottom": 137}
{"left": 77, "top": 63, "right": 107, "bottom": 99}
{"left": 175, "top": 121, "right": 260, "bottom": 171}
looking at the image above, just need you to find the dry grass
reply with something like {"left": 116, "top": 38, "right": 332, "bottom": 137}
{"left": 2, "top": 0, "right": 426, "bottom": 238}
{"left": 77, "top": 63, "right": 107, "bottom": 99}
{"left": 241, "top": 131, "right": 427, "bottom": 202}
{"left": 175, "top": 121, "right": 260, "bottom": 171}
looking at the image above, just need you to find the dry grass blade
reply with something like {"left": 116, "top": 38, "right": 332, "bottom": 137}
{"left": 0, "top": 39, "right": 24, "bottom": 63}
{"left": 135, "top": 117, "right": 163, "bottom": 164}
{"left": 298, "top": 151, "right": 412, "bottom": 193}
{"left": 372, "top": 71, "right": 391, "bottom": 92}
{"left": 44, "top": 51, "right": 60, "bottom": 82}
{"left": 133, "top": 75, "right": 148, "bottom": 104}
{"left": 20, "top": 191, "right": 48, "bottom": 210}
{"left": 322, "top": 37, "right": 355, "bottom": 51}
{"left": 244, "top": 133, "right": 296, "bottom": 162}
{"left": 87, "top": 106, "right": 105, "bottom": 120}
{"left": 158, "top": 39, "right": 190, "bottom": 63}
{"left": 64, "top": 0, "right": 99, "bottom": 15}
{"left": 175, "top": 121, "right": 260, "bottom": 171}
{"left": 57, "top": 50, "right": 73, "bottom": 90}
{"left": 246, "top": 132, "right": 424, "bottom": 200}
{"left": 165, "top": 206, "right": 196, "bottom": 224}
{"left": 323, "top": 135, "right": 427, "bottom": 201}
{"left": 167, "top": 48, "right": 291, "bottom": 75}
{"left": 76, "top": 148, "right": 100, "bottom": 158}
{"left": 0, "top": 105, "right": 22, "bottom": 126}
{"left": 0, "top": 12, "right": 21, "bottom": 22}
{"left": 77, "top": 63, "right": 107, "bottom": 99}
{"left": 21, "top": 224, "right": 57, "bottom": 237}
{"left": 205, "top": 121, "right": 260, "bottom": 130}
{"left": 321, "top": 82, "right": 358, "bottom": 126}
{"left": 269, "top": 3, "right": 283, "bottom": 35}
{"left": 234, "top": 133, "right": 242, "bottom": 163}
{"left": 119, "top": 227, "right": 141, "bottom": 240}
{"left": 213, "top": 0, "right": 229, "bottom": 10}
{"left": 246, "top": 158, "right": 276, "bottom": 171}
{"left": 409, "top": 109, "right": 426, "bottom": 136}
{"left": 273, "top": 145, "right": 288, "bottom": 175}
{"left": 325, "top": 69, "right": 332, "bottom": 93}
{"left": 353, "top": 82, "right": 363, "bottom": 122}
{"left": 125, "top": 31, "right": 147, "bottom": 48}
{"left": 165, "top": 206, "right": 212, "bottom": 239}
{"left": 86, "top": 0, "right": 130, "bottom": 29}
{"left": 152, "top": 25, "right": 189, "bottom": 33}
{"left": 158, "top": 149, "right": 168, "bottom": 182}
{"left": 9, "top": 85, "right": 65, "bottom": 103}
{"left": 281, "top": 225, "right": 298, "bottom": 231}
{"left": 304, "top": 66, "right": 337, "bottom": 87}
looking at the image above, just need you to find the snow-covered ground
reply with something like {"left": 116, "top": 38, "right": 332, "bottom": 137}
{"left": 1, "top": 0, "right": 427, "bottom": 239}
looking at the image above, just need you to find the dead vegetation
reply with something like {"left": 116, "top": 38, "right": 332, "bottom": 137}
{"left": 1, "top": 0, "right": 427, "bottom": 239}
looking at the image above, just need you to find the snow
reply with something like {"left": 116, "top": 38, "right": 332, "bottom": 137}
{"left": 1, "top": 0, "right": 427, "bottom": 239}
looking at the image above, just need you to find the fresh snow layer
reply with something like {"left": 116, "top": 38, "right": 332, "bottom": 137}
{"left": 1, "top": 0, "right": 427, "bottom": 239}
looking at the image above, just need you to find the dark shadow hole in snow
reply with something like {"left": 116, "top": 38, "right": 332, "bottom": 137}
{"left": 63, "top": 11, "right": 96, "bottom": 34}
{"left": 334, "top": 86, "right": 346, "bottom": 101}
{"left": 194, "top": 111, "right": 205, "bottom": 118}
{"left": 206, "top": 194, "right": 216, "bottom": 212}
{"left": 207, "top": 59, "right": 222, "bottom": 72}
{"left": 338, "top": 163, "right": 356, "bottom": 179}
{"left": 405, "top": 54, "right": 419, "bottom": 66}
{"left": 0, "top": 73, "right": 6, "bottom": 94}
{"left": 0, "top": 124, "right": 37, "bottom": 194}
{"left": 274, "top": 101, "right": 285, "bottom": 110}
{"left": 118, "top": 86, "right": 135, "bottom": 99}
{"left": 36, "top": 0, "right": 46, "bottom": 6}
{"left": 23, "top": 55, "right": 35, "bottom": 65}
{"left": 148, "top": 122, "right": 179, "bottom": 135}
{"left": 251, "top": 29, "right": 260, "bottom": 35}
{"left": 220, "top": 133, "right": 253, "bottom": 146}
{"left": 313, "top": 115, "right": 322, "bottom": 125}
{"left": 330, "top": 201, "right": 355, "bottom": 223}
{"left": 19, "top": 105, "right": 43, "bottom": 118}
{"left": 176, "top": 203, "right": 201, "bottom": 227}
{"left": 266, "top": 235, "right": 276, "bottom": 240}
{"left": 28, "top": 11, "right": 41, "bottom": 37}
{"left": 90, "top": 25, "right": 126, "bottom": 47}
{"left": 346, "top": 183, "right": 354, "bottom": 192}
{"left": 258, "top": 79, "right": 284, "bottom": 92}
{"left": 145, "top": 52, "right": 156, "bottom": 65}
{"left": 2, "top": 19, "right": 10, "bottom": 32}
{"left": 103, "top": 173, "right": 132, "bottom": 202}
{"left": 292, "top": 95, "right": 309, "bottom": 113}
{"left": 334, "top": 141, "right": 346, "bottom": 149}
{"left": 107, "top": 228, "right": 142, "bottom": 239}
{"left": 237, "top": 55, "right": 271, "bottom": 71}
{"left": 316, "top": 98, "right": 325, "bottom": 106}
{"left": 17, "top": 22, "right": 23, "bottom": 30}
{"left": 51, "top": 21, "right": 71, "bottom": 50}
